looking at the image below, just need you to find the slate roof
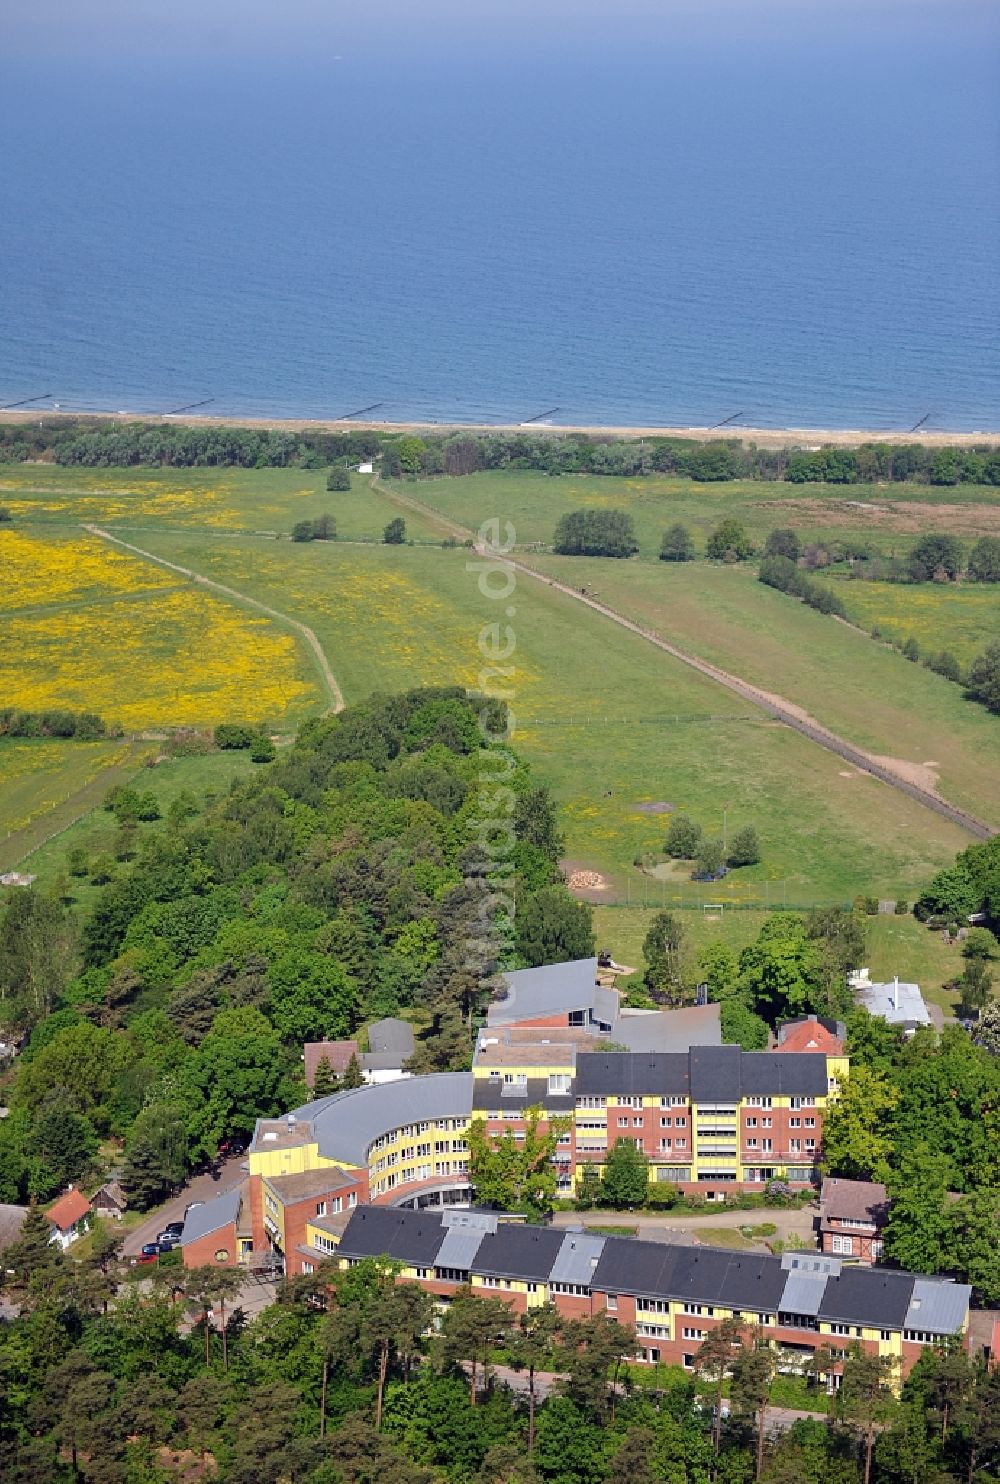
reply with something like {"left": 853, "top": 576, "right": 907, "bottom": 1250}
{"left": 291, "top": 1072, "right": 474, "bottom": 1167}
{"left": 592, "top": 1237, "right": 683, "bottom": 1299}
{"left": 904, "top": 1278, "right": 972, "bottom": 1336}
{"left": 817, "top": 1267, "right": 916, "bottom": 1328}
{"left": 472, "top": 1224, "right": 567, "bottom": 1282}
{"left": 739, "top": 1053, "right": 829, "bottom": 1097}
{"left": 46, "top": 1189, "right": 91, "bottom": 1231}
{"left": 366, "top": 1019, "right": 416, "bottom": 1059}
{"left": 688, "top": 1046, "right": 743, "bottom": 1102}
{"left": 471, "top": 1077, "right": 575, "bottom": 1114}
{"left": 575, "top": 1052, "right": 689, "bottom": 1097}
{"left": 488, "top": 958, "right": 603, "bottom": 1025}
{"left": 337, "top": 1205, "right": 446, "bottom": 1267}
{"left": 180, "top": 1187, "right": 242, "bottom": 1245}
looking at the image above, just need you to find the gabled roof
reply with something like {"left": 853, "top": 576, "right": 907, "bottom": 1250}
{"left": 820, "top": 1177, "right": 889, "bottom": 1228}
{"left": 739, "top": 1053, "right": 829, "bottom": 1097}
{"left": 180, "top": 1187, "right": 243, "bottom": 1245}
{"left": 304, "top": 1040, "right": 360, "bottom": 1085}
{"left": 337, "top": 1205, "right": 445, "bottom": 1267}
{"left": 93, "top": 1180, "right": 128, "bottom": 1209}
{"left": 471, "top": 1224, "right": 567, "bottom": 1282}
{"left": 46, "top": 1189, "right": 91, "bottom": 1231}
{"left": 366, "top": 1019, "right": 415, "bottom": 1059}
{"left": 776, "top": 1016, "right": 845, "bottom": 1055}
{"left": 488, "top": 959, "right": 603, "bottom": 1025}
{"left": 592, "top": 1237, "right": 683, "bottom": 1299}
{"left": 818, "top": 1267, "right": 916, "bottom": 1328}
{"left": 471, "top": 1077, "right": 575, "bottom": 1114}
{"left": 575, "top": 1052, "right": 689, "bottom": 1097}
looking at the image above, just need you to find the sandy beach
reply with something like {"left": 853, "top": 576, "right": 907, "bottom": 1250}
{"left": 1, "top": 408, "right": 997, "bottom": 449}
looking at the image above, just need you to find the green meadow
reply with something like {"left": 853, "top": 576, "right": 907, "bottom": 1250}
{"left": 813, "top": 575, "right": 1000, "bottom": 667}
{"left": 385, "top": 469, "right": 1000, "bottom": 561}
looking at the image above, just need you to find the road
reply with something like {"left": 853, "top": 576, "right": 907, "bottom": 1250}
{"left": 551, "top": 1206, "right": 818, "bottom": 1246}
{"left": 123, "top": 1155, "right": 248, "bottom": 1257}
{"left": 372, "top": 474, "right": 993, "bottom": 841}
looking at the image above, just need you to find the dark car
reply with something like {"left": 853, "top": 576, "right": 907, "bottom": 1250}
{"left": 163, "top": 1221, "right": 184, "bottom": 1238}
{"left": 218, "top": 1136, "right": 248, "bottom": 1157}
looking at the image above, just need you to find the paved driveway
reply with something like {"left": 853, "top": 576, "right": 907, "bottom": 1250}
{"left": 123, "top": 1156, "right": 248, "bottom": 1257}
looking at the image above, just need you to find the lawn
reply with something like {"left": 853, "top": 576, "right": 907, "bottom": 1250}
{"left": 590, "top": 904, "right": 963, "bottom": 1012}
{"left": 0, "top": 465, "right": 445, "bottom": 542}
{"left": 124, "top": 528, "right": 971, "bottom": 904}
{"left": 384, "top": 470, "right": 1000, "bottom": 561}
{"left": 522, "top": 555, "right": 1000, "bottom": 828}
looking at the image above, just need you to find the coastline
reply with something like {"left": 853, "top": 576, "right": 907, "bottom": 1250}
{"left": 1, "top": 407, "right": 997, "bottom": 450}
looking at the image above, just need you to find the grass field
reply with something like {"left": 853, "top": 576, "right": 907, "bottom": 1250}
{"left": 119, "top": 526, "right": 972, "bottom": 904}
{"left": 10, "top": 748, "right": 255, "bottom": 903}
{"left": 1, "top": 463, "right": 988, "bottom": 908}
{"left": 590, "top": 904, "right": 963, "bottom": 1013}
{"left": 522, "top": 555, "right": 1000, "bottom": 827}
{"left": 0, "top": 738, "right": 140, "bottom": 869}
{"left": 813, "top": 575, "right": 1000, "bottom": 667}
{"left": 0, "top": 465, "right": 445, "bottom": 542}
{"left": 386, "top": 470, "right": 1000, "bottom": 561}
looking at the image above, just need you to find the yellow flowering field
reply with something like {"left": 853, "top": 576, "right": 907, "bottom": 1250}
{"left": 0, "top": 738, "right": 132, "bottom": 837}
{"left": 0, "top": 587, "right": 318, "bottom": 730}
{"left": 0, "top": 528, "right": 178, "bottom": 612}
{"left": 823, "top": 579, "right": 999, "bottom": 665}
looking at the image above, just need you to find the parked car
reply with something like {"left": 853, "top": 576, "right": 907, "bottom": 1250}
{"left": 138, "top": 1242, "right": 162, "bottom": 1263}
{"left": 156, "top": 1232, "right": 179, "bottom": 1247}
{"left": 163, "top": 1221, "right": 184, "bottom": 1239}
{"left": 218, "top": 1136, "right": 248, "bottom": 1157}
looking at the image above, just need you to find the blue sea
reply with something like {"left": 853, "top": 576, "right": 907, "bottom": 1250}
{"left": 2, "top": 18, "right": 998, "bottom": 432}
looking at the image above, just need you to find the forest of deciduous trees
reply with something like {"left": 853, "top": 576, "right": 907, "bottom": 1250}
{"left": 0, "top": 689, "right": 589, "bottom": 1209}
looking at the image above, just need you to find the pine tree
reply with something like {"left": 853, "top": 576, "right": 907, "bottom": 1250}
{"left": 312, "top": 1055, "right": 341, "bottom": 1098}
{"left": 342, "top": 1053, "right": 364, "bottom": 1089}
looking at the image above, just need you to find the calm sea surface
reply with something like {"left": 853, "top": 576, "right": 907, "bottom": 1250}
{"left": 1, "top": 36, "right": 998, "bottom": 431}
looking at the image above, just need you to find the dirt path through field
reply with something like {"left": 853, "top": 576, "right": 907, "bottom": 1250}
{"left": 83, "top": 525, "right": 345, "bottom": 714}
{"left": 370, "top": 478, "right": 993, "bottom": 840}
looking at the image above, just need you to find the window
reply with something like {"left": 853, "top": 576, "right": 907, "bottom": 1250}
{"left": 659, "top": 1138, "right": 672, "bottom": 1151}
{"left": 746, "top": 1138, "right": 758, "bottom": 1149}
{"left": 880, "top": 1329, "right": 891, "bottom": 1341}
{"left": 790, "top": 1097, "right": 814, "bottom": 1110}
{"left": 660, "top": 1117, "right": 672, "bottom": 1128}
{"left": 617, "top": 1117, "right": 629, "bottom": 1128}
{"left": 805, "top": 1139, "right": 816, "bottom": 1152}
{"left": 632, "top": 1117, "right": 644, "bottom": 1128}
{"left": 746, "top": 1097, "right": 772, "bottom": 1109}
{"left": 761, "top": 1139, "right": 772, "bottom": 1152}
{"left": 804, "top": 1117, "right": 816, "bottom": 1128}
{"left": 761, "top": 1117, "right": 773, "bottom": 1128}
{"left": 302, "top": 1261, "right": 314, "bottom": 1274}
{"left": 682, "top": 1327, "right": 705, "bottom": 1340}
{"left": 607, "top": 1294, "right": 618, "bottom": 1311}
{"left": 618, "top": 1097, "right": 642, "bottom": 1109}
{"left": 790, "top": 1139, "right": 801, "bottom": 1153}
{"left": 676, "top": 1138, "right": 687, "bottom": 1149}
{"left": 871, "top": 1240, "right": 884, "bottom": 1259}
{"left": 683, "top": 1303, "right": 703, "bottom": 1315}
{"left": 675, "top": 1118, "right": 687, "bottom": 1128}
{"left": 548, "top": 1074, "right": 571, "bottom": 1093}
{"left": 745, "top": 1117, "right": 758, "bottom": 1128}
{"left": 829, "top": 1323, "right": 850, "bottom": 1336}
{"left": 315, "top": 1201, "right": 327, "bottom": 1217}
{"left": 789, "top": 1117, "right": 801, "bottom": 1128}
{"left": 831, "top": 1235, "right": 854, "bottom": 1255}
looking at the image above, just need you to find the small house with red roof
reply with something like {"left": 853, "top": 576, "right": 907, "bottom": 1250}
{"left": 775, "top": 1015, "right": 845, "bottom": 1056}
{"left": 46, "top": 1188, "right": 92, "bottom": 1250}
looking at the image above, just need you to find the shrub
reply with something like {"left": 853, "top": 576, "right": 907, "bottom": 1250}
{"left": 665, "top": 814, "right": 702, "bottom": 858}
{"left": 553, "top": 508, "right": 638, "bottom": 558}
{"left": 383, "top": 517, "right": 406, "bottom": 544}
{"left": 908, "top": 533, "right": 963, "bottom": 582}
{"left": 214, "top": 723, "right": 257, "bottom": 750}
{"left": 250, "top": 734, "right": 277, "bottom": 763}
{"left": 727, "top": 825, "right": 761, "bottom": 868}
{"left": 967, "top": 535, "right": 1000, "bottom": 583}
{"left": 894, "top": 899, "right": 908, "bottom": 915}
{"left": 659, "top": 523, "right": 694, "bottom": 561}
{"left": 966, "top": 643, "right": 1000, "bottom": 714}
{"left": 901, "top": 636, "right": 921, "bottom": 662}
{"left": 326, "top": 466, "right": 351, "bottom": 491}
{"left": 925, "top": 650, "right": 962, "bottom": 683}
{"left": 763, "top": 528, "right": 800, "bottom": 561}
{"left": 706, "top": 518, "right": 753, "bottom": 561}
